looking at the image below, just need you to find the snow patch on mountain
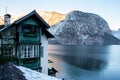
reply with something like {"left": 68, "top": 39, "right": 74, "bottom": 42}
{"left": 112, "top": 28, "right": 120, "bottom": 39}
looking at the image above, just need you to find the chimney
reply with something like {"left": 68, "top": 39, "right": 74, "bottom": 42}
{"left": 4, "top": 14, "right": 11, "bottom": 27}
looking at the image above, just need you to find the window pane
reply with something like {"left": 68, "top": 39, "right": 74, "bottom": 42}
{"left": 20, "top": 45, "right": 40, "bottom": 58}
{"left": 40, "top": 46, "right": 43, "bottom": 57}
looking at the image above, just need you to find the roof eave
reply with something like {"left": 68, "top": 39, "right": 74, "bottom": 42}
{"left": 13, "top": 10, "right": 50, "bottom": 29}
{"left": 44, "top": 29, "right": 55, "bottom": 38}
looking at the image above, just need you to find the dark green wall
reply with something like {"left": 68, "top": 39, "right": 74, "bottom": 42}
{"left": 18, "top": 17, "right": 41, "bottom": 43}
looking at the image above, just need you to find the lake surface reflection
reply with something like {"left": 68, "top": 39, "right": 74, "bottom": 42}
{"left": 48, "top": 45, "right": 120, "bottom": 80}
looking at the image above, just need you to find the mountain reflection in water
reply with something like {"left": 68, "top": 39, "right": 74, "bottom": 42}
{"left": 48, "top": 45, "right": 120, "bottom": 80}
{"left": 52, "top": 54, "right": 107, "bottom": 71}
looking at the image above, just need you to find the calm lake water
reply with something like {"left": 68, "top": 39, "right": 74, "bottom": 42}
{"left": 48, "top": 44, "right": 120, "bottom": 80}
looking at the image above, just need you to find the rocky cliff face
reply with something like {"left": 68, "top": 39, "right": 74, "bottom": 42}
{"left": 49, "top": 11, "right": 120, "bottom": 45}
{"left": 112, "top": 28, "right": 120, "bottom": 39}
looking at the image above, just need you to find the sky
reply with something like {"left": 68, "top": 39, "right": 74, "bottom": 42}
{"left": 0, "top": 0, "right": 120, "bottom": 30}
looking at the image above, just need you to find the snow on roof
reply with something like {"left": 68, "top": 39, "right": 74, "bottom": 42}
{"left": 17, "top": 66, "right": 61, "bottom": 80}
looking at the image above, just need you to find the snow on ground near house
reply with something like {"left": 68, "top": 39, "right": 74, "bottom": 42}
{"left": 17, "top": 66, "right": 61, "bottom": 80}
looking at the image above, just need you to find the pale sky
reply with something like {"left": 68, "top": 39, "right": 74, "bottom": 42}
{"left": 0, "top": 0, "right": 120, "bottom": 30}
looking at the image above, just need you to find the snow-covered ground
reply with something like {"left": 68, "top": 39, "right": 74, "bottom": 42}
{"left": 17, "top": 66, "right": 61, "bottom": 80}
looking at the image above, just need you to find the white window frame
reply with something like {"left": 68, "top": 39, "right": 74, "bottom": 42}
{"left": 21, "top": 45, "right": 39, "bottom": 58}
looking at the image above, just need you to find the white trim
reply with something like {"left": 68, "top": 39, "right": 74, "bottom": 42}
{"left": 20, "top": 45, "right": 39, "bottom": 58}
{"left": 41, "top": 34, "right": 48, "bottom": 74}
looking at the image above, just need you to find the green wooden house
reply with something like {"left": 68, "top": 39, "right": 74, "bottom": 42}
{"left": 0, "top": 10, "right": 54, "bottom": 74}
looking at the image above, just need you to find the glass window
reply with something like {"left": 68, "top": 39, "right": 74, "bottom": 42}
{"left": 22, "top": 24, "right": 36, "bottom": 34}
{"left": 21, "top": 45, "right": 39, "bottom": 58}
{"left": 34, "top": 45, "right": 39, "bottom": 57}
{"left": 40, "top": 46, "right": 44, "bottom": 57}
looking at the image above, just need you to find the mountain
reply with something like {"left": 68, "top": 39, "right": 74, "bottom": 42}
{"left": 37, "top": 11, "right": 66, "bottom": 26}
{"left": 112, "top": 29, "right": 120, "bottom": 39}
{"left": 0, "top": 16, "right": 3, "bottom": 25}
{"left": 49, "top": 11, "right": 120, "bottom": 45}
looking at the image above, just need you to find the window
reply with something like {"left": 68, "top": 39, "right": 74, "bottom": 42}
{"left": 21, "top": 45, "right": 39, "bottom": 58}
{"left": 2, "top": 48, "right": 12, "bottom": 57}
{"left": 40, "top": 46, "right": 44, "bottom": 57}
{"left": 34, "top": 45, "right": 39, "bottom": 57}
{"left": 22, "top": 24, "right": 37, "bottom": 37}
{"left": 22, "top": 24, "right": 36, "bottom": 34}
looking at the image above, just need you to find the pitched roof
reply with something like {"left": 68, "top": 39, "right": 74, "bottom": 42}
{"left": 0, "top": 10, "right": 54, "bottom": 38}
{"left": 0, "top": 25, "right": 6, "bottom": 32}
{"left": 13, "top": 10, "right": 49, "bottom": 29}
{"left": 44, "top": 29, "right": 55, "bottom": 38}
